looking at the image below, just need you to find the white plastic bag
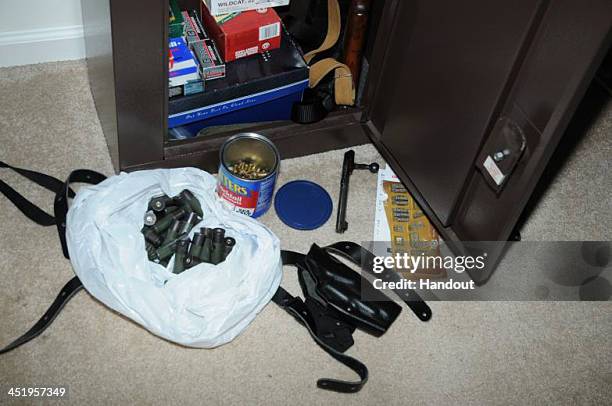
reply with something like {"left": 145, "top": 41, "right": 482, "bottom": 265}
{"left": 65, "top": 168, "right": 282, "bottom": 348}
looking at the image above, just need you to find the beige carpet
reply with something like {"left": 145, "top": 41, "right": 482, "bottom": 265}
{"left": 0, "top": 60, "right": 610, "bottom": 405}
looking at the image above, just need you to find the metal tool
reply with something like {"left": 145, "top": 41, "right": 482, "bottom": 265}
{"left": 336, "top": 150, "right": 379, "bottom": 233}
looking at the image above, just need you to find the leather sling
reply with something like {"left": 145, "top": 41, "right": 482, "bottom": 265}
{"left": 292, "top": 0, "right": 355, "bottom": 123}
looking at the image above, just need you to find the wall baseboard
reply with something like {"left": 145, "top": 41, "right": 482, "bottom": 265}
{"left": 0, "top": 25, "right": 85, "bottom": 68}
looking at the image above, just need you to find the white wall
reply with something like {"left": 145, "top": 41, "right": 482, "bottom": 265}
{"left": 0, "top": 0, "right": 85, "bottom": 67}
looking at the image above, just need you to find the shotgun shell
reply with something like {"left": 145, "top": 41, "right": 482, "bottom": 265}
{"left": 184, "top": 256, "right": 201, "bottom": 269}
{"left": 144, "top": 210, "right": 157, "bottom": 226}
{"left": 183, "top": 190, "right": 203, "bottom": 217}
{"left": 223, "top": 237, "right": 236, "bottom": 260}
{"left": 175, "top": 190, "right": 203, "bottom": 217}
{"left": 150, "top": 195, "right": 173, "bottom": 212}
{"left": 153, "top": 207, "right": 187, "bottom": 234}
{"left": 142, "top": 227, "right": 163, "bottom": 246}
{"left": 179, "top": 212, "right": 199, "bottom": 236}
{"left": 211, "top": 228, "right": 226, "bottom": 265}
{"left": 199, "top": 227, "right": 214, "bottom": 263}
{"left": 156, "top": 240, "right": 179, "bottom": 261}
{"left": 163, "top": 205, "right": 179, "bottom": 216}
{"left": 186, "top": 233, "right": 204, "bottom": 269}
{"left": 146, "top": 242, "right": 159, "bottom": 262}
{"left": 190, "top": 232, "right": 205, "bottom": 260}
{"left": 163, "top": 219, "right": 183, "bottom": 246}
{"left": 173, "top": 240, "right": 189, "bottom": 274}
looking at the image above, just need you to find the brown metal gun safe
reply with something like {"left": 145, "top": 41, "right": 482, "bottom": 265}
{"left": 81, "top": 0, "right": 611, "bottom": 278}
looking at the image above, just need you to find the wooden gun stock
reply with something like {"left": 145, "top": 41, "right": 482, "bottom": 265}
{"left": 343, "top": 0, "right": 372, "bottom": 87}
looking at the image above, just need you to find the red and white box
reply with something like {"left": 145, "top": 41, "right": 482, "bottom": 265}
{"left": 200, "top": 6, "right": 282, "bottom": 62}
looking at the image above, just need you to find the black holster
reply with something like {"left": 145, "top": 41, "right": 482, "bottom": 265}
{"left": 274, "top": 242, "right": 431, "bottom": 393}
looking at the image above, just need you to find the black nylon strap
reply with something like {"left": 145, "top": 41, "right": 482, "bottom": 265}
{"left": 0, "top": 161, "right": 71, "bottom": 226}
{"left": 0, "top": 166, "right": 106, "bottom": 355}
{"left": 0, "top": 178, "right": 56, "bottom": 226}
{"left": 0, "top": 161, "right": 71, "bottom": 195}
{"left": 280, "top": 250, "right": 306, "bottom": 267}
{"left": 0, "top": 277, "right": 83, "bottom": 355}
{"left": 275, "top": 251, "right": 368, "bottom": 393}
{"left": 54, "top": 169, "right": 107, "bottom": 259}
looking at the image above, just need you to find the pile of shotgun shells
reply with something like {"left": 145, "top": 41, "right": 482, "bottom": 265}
{"left": 141, "top": 190, "right": 236, "bottom": 274}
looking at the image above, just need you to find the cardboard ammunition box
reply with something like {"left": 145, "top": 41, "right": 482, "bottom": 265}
{"left": 182, "top": 10, "right": 226, "bottom": 80}
{"left": 202, "top": 0, "right": 290, "bottom": 16}
{"left": 200, "top": 6, "right": 282, "bottom": 62}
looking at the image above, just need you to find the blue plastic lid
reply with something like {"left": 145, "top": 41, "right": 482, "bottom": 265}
{"left": 274, "top": 180, "right": 333, "bottom": 230}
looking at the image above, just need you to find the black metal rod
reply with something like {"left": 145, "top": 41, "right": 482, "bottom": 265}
{"left": 336, "top": 150, "right": 355, "bottom": 233}
{"left": 335, "top": 150, "right": 379, "bottom": 233}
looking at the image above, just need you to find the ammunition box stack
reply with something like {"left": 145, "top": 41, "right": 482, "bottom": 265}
{"left": 141, "top": 190, "right": 236, "bottom": 274}
{"left": 166, "top": 1, "right": 307, "bottom": 135}
{"left": 169, "top": 2, "right": 226, "bottom": 98}
{"left": 182, "top": 10, "right": 226, "bottom": 81}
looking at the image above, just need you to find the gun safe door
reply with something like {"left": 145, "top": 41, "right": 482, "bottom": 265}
{"left": 361, "top": 0, "right": 612, "bottom": 276}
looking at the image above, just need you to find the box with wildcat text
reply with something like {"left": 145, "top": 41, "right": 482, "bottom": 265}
{"left": 202, "top": 0, "right": 290, "bottom": 16}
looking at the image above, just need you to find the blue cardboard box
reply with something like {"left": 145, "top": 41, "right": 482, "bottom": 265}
{"left": 169, "top": 88, "right": 305, "bottom": 139}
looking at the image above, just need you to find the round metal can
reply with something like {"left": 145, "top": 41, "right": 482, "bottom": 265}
{"left": 217, "top": 133, "right": 280, "bottom": 218}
